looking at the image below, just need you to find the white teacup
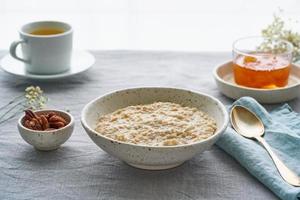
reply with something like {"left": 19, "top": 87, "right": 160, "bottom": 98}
{"left": 10, "top": 21, "right": 73, "bottom": 75}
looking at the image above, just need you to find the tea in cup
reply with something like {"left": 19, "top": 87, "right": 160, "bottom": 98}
{"left": 10, "top": 21, "right": 73, "bottom": 75}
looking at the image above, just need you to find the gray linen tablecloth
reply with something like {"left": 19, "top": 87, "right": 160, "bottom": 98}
{"left": 1, "top": 51, "right": 299, "bottom": 200}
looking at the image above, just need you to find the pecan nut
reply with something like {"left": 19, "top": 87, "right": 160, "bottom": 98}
{"left": 23, "top": 110, "right": 68, "bottom": 131}
{"left": 49, "top": 121, "right": 65, "bottom": 129}
{"left": 40, "top": 115, "right": 49, "bottom": 130}
{"left": 49, "top": 115, "right": 67, "bottom": 125}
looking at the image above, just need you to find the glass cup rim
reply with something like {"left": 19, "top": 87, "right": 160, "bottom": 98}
{"left": 233, "top": 35, "right": 294, "bottom": 56}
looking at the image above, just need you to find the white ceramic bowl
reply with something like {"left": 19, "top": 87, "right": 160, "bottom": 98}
{"left": 18, "top": 110, "right": 74, "bottom": 151}
{"left": 81, "top": 87, "right": 228, "bottom": 170}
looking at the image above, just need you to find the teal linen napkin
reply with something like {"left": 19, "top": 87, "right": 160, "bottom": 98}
{"left": 216, "top": 97, "right": 300, "bottom": 200}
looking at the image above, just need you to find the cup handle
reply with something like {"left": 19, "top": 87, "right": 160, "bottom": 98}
{"left": 9, "top": 40, "right": 30, "bottom": 63}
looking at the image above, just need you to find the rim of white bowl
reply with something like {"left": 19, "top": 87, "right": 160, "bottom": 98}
{"left": 81, "top": 87, "right": 229, "bottom": 149}
{"left": 213, "top": 60, "right": 300, "bottom": 92}
{"left": 18, "top": 109, "right": 74, "bottom": 133}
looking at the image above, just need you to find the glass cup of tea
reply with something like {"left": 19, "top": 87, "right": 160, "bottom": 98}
{"left": 232, "top": 36, "right": 293, "bottom": 89}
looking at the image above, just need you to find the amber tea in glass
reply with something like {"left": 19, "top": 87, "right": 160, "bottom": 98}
{"left": 233, "top": 37, "right": 293, "bottom": 89}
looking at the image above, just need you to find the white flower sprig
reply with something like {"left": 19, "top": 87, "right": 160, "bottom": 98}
{"left": 25, "top": 86, "right": 47, "bottom": 110}
{"left": 261, "top": 14, "right": 300, "bottom": 62}
{"left": 0, "top": 86, "right": 48, "bottom": 124}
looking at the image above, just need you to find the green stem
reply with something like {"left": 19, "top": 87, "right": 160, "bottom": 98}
{"left": 0, "top": 108, "right": 25, "bottom": 125}
{"left": 0, "top": 100, "right": 26, "bottom": 121}
{"left": 0, "top": 95, "right": 25, "bottom": 111}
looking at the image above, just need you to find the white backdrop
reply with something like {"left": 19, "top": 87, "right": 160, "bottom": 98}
{"left": 1, "top": 0, "right": 300, "bottom": 51}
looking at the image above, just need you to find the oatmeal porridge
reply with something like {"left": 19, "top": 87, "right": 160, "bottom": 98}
{"left": 95, "top": 102, "right": 217, "bottom": 146}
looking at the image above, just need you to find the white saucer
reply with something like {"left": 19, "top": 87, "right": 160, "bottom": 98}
{"left": 0, "top": 50, "right": 95, "bottom": 80}
{"left": 213, "top": 61, "right": 300, "bottom": 103}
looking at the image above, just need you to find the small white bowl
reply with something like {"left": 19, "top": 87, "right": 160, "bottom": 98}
{"left": 18, "top": 110, "right": 74, "bottom": 151}
{"left": 81, "top": 87, "right": 228, "bottom": 170}
{"left": 213, "top": 61, "right": 300, "bottom": 103}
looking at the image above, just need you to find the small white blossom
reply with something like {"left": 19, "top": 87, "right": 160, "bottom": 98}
{"left": 24, "top": 86, "right": 48, "bottom": 110}
{"left": 261, "top": 14, "right": 300, "bottom": 62}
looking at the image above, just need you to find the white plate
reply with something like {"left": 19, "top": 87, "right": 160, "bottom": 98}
{"left": 0, "top": 50, "right": 95, "bottom": 80}
{"left": 213, "top": 61, "right": 300, "bottom": 103}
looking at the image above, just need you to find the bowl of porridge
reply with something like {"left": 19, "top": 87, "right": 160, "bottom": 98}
{"left": 81, "top": 87, "right": 228, "bottom": 170}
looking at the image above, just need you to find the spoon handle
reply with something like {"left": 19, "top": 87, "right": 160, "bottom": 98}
{"left": 255, "top": 136, "right": 300, "bottom": 186}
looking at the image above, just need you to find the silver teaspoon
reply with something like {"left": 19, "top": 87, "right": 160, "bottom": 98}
{"left": 230, "top": 105, "right": 300, "bottom": 187}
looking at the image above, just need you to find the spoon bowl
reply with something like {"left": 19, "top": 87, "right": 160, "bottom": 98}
{"left": 230, "top": 106, "right": 264, "bottom": 138}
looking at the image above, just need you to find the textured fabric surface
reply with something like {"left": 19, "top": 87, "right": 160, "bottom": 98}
{"left": 1, "top": 51, "right": 300, "bottom": 200}
{"left": 217, "top": 97, "right": 300, "bottom": 200}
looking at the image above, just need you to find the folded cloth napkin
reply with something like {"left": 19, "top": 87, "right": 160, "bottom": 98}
{"left": 216, "top": 97, "right": 300, "bottom": 200}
